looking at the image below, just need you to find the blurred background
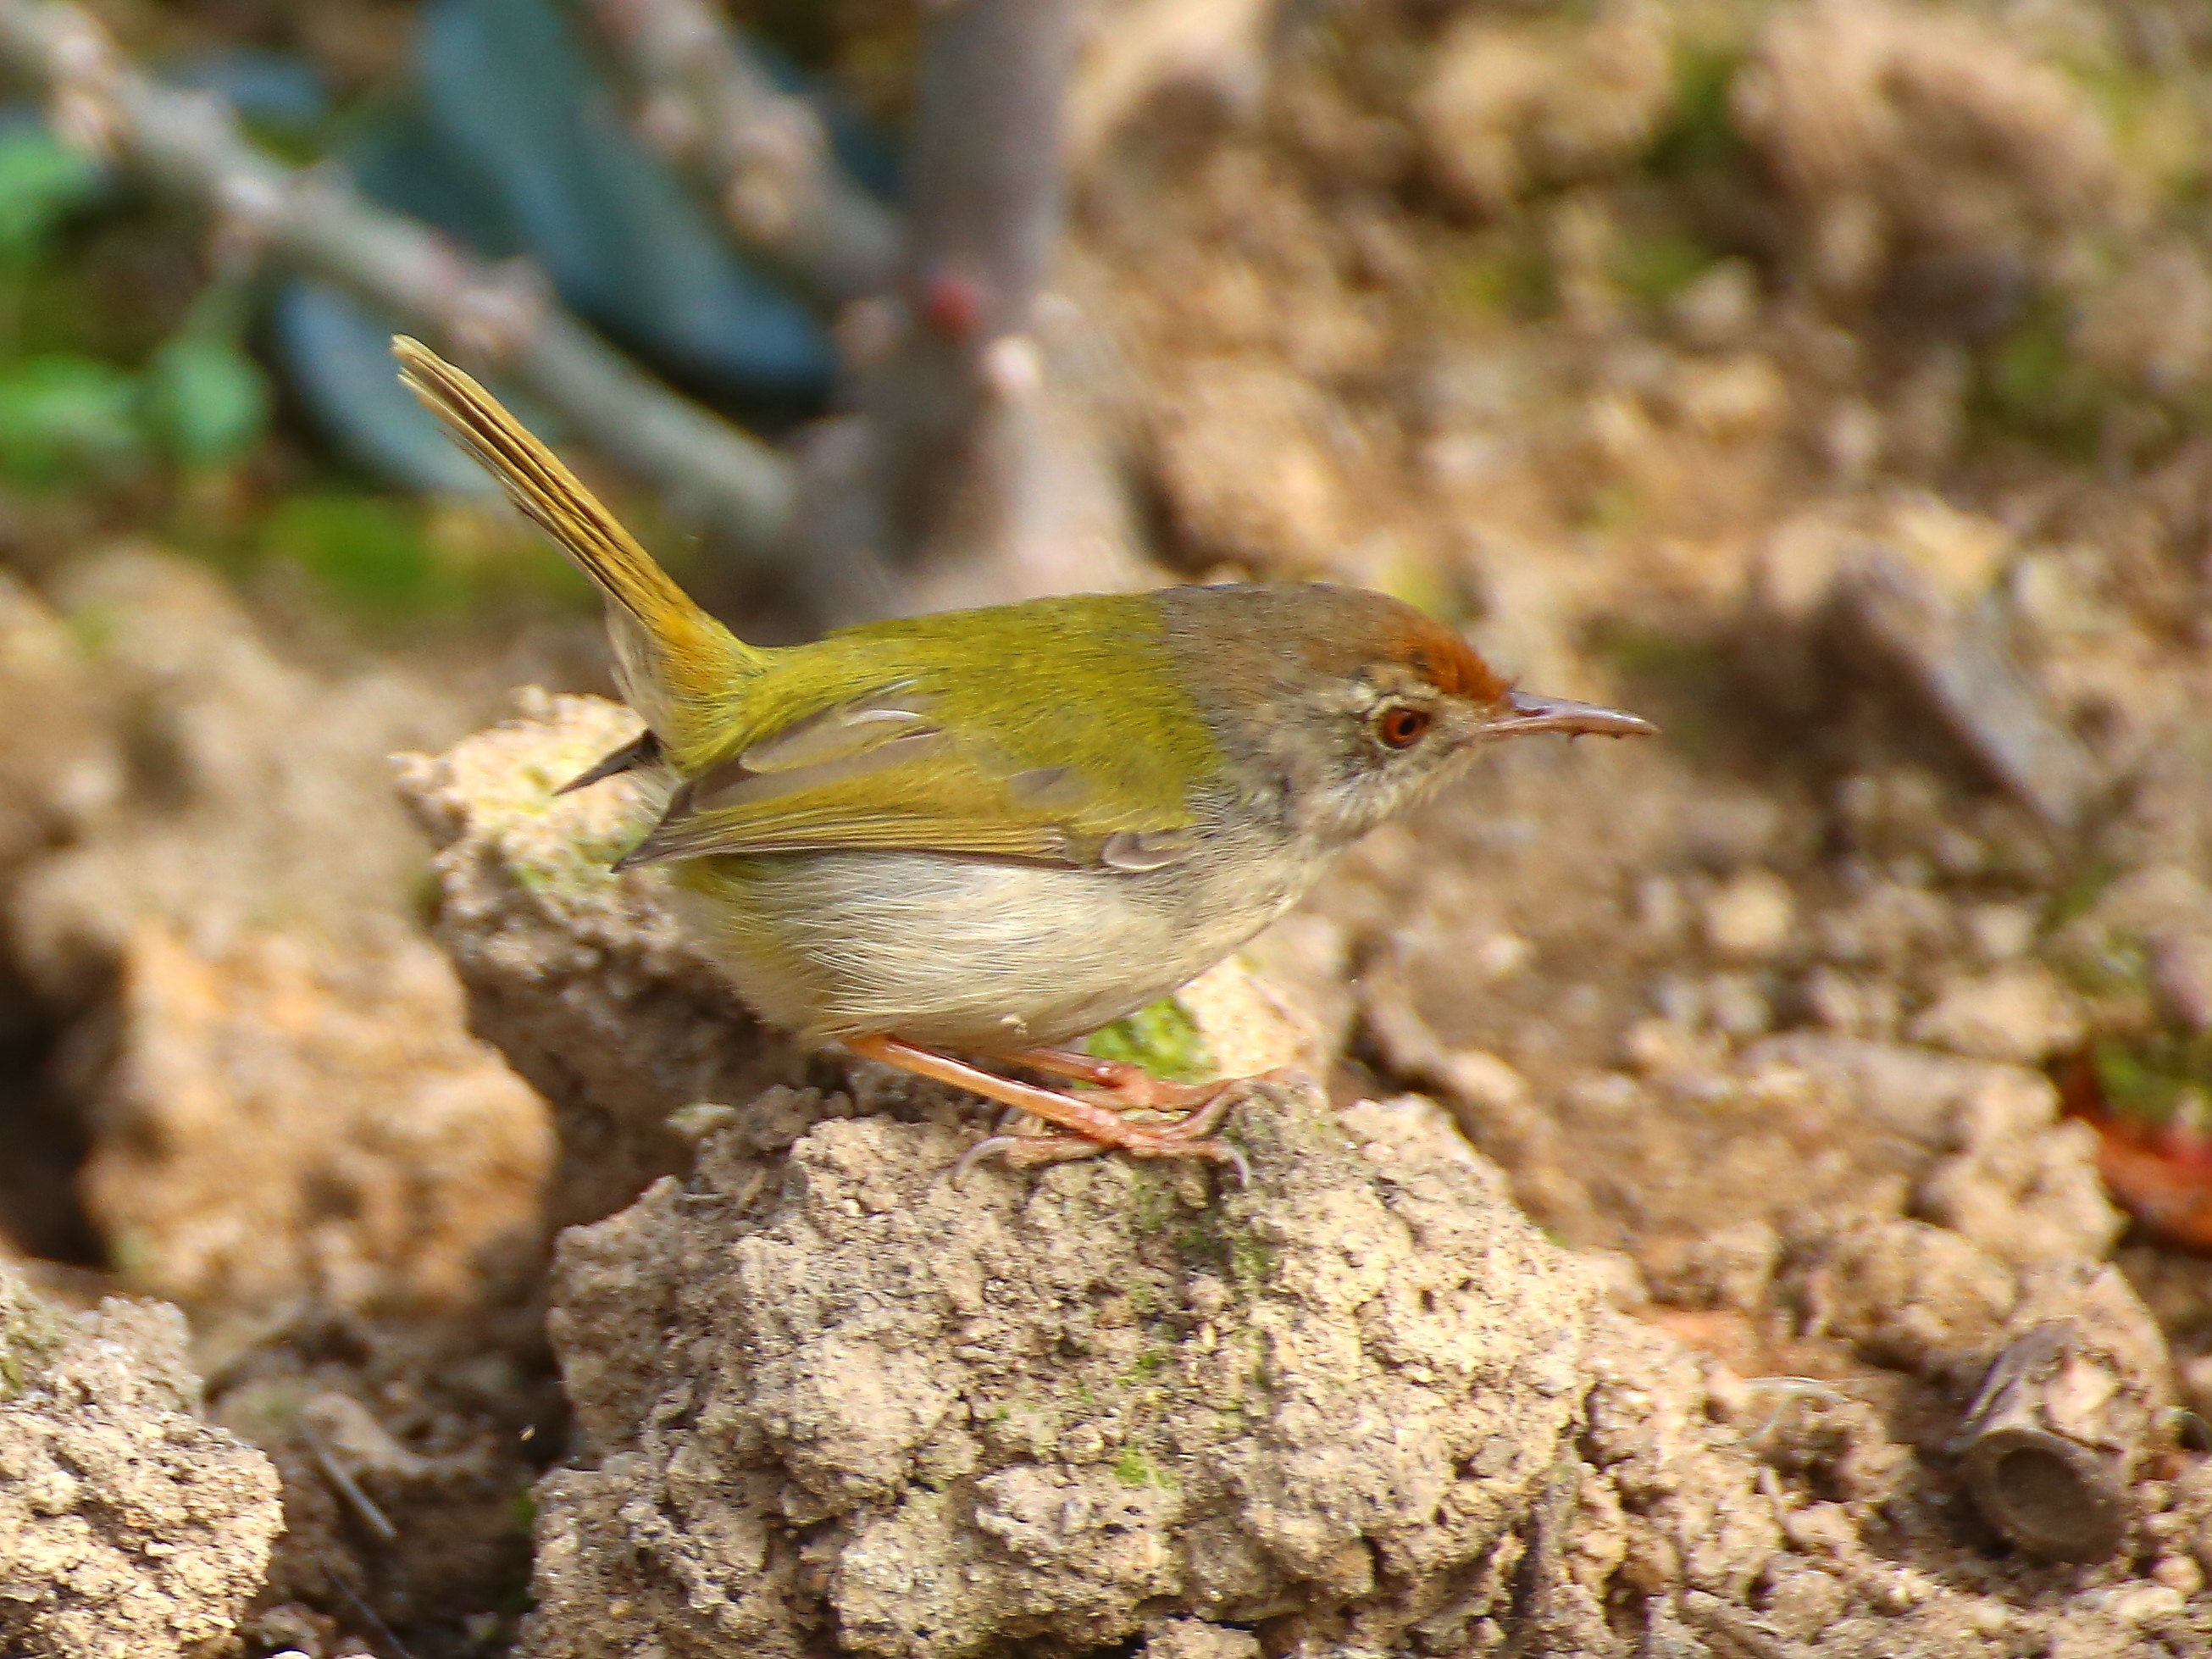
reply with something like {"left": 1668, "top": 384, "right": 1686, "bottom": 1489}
{"left": 7, "top": 0, "right": 2212, "bottom": 1651}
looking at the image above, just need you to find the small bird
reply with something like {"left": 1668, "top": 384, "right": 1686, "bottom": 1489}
{"left": 394, "top": 338, "right": 1655, "bottom": 1174}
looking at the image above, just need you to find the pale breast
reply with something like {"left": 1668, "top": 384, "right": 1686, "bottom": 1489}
{"left": 671, "top": 841, "right": 1311, "bottom": 1051}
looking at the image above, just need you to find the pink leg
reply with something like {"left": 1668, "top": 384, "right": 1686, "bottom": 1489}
{"left": 845, "top": 1035, "right": 1249, "bottom": 1180}
{"left": 997, "top": 1046, "right": 1225, "bottom": 1112}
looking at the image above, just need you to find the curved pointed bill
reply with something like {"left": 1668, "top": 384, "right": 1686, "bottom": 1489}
{"left": 1485, "top": 689, "right": 1659, "bottom": 740}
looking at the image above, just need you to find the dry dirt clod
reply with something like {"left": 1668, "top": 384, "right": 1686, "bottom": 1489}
{"left": 396, "top": 689, "right": 811, "bottom": 1233}
{"left": 1414, "top": 0, "right": 1674, "bottom": 219}
{"left": 65, "top": 922, "right": 550, "bottom": 1315}
{"left": 1702, "top": 871, "right": 1796, "bottom": 965}
{"left": 1147, "top": 357, "right": 1355, "bottom": 572}
{"left": 0, "top": 1261, "right": 282, "bottom": 1658}
{"left": 1788, "top": 1217, "right": 2016, "bottom": 1383}
{"left": 1907, "top": 963, "right": 2084, "bottom": 1067}
{"left": 1733, "top": 0, "right": 2127, "bottom": 316}
{"left": 1134, "top": 1617, "right": 1261, "bottom": 1659}
{"left": 4, "top": 547, "right": 551, "bottom": 1315}
{"left": 0, "top": 569, "right": 114, "bottom": 881}
{"left": 1952, "top": 1264, "right": 2175, "bottom": 1563}
{"left": 1830, "top": 547, "right": 2098, "bottom": 832}
{"left": 524, "top": 1080, "right": 1599, "bottom": 1659}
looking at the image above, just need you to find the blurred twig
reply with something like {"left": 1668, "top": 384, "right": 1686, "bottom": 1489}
{"left": 568, "top": 0, "right": 898, "bottom": 309}
{"left": 867, "top": 0, "right": 1079, "bottom": 555}
{"left": 837, "top": 0, "right": 1150, "bottom": 611}
{"left": 775, "top": 0, "right": 1139, "bottom": 620}
{"left": 0, "top": 0, "right": 796, "bottom": 563}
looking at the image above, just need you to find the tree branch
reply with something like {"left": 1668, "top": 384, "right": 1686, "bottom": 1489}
{"left": 839, "top": 0, "right": 1149, "bottom": 612}
{"left": 0, "top": 0, "right": 796, "bottom": 563}
{"left": 568, "top": 0, "right": 898, "bottom": 310}
{"left": 871, "top": 0, "right": 1076, "bottom": 526}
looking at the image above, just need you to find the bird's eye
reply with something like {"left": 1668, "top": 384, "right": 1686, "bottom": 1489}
{"left": 1375, "top": 704, "right": 1432, "bottom": 750}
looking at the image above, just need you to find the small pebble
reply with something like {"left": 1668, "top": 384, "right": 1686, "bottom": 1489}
{"left": 1622, "top": 1018, "right": 1710, "bottom": 1077}
{"left": 1962, "top": 902, "right": 2037, "bottom": 963}
{"left": 2178, "top": 1354, "right": 2212, "bottom": 1421}
{"left": 1471, "top": 931, "right": 1533, "bottom": 980}
{"left": 1801, "top": 966, "right": 1899, "bottom": 1037}
{"left": 1577, "top": 1248, "right": 1649, "bottom": 1309}
{"left": 1651, "top": 973, "right": 1702, "bottom": 1027}
{"left": 1932, "top": 826, "right": 1986, "bottom": 878}
{"left": 1439, "top": 1048, "right": 1528, "bottom": 1112}
{"left": 666, "top": 1101, "right": 741, "bottom": 1141}
{"left": 1782, "top": 1501, "right": 1856, "bottom": 1557}
{"left": 1874, "top": 1569, "right": 1932, "bottom": 1613}
{"left": 2150, "top": 930, "right": 2212, "bottom": 1033}
{"left": 1704, "top": 974, "right": 1771, "bottom": 1039}
{"left": 2106, "top": 1584, "right": 2184, "bottom": 1626}
{"left": 1669, "top": 258, "right": 1759, "bottom": 349}
{"left": 2153, "top": 1554, "right": 2203, "bottom": 1597}
{"left": 1703, "top": 870, "right": 1796, "bottom": 962}
{"left": 1566, "top": 1072, "right": 1642, "bottom": 1118}
{"left": 1907, "top": 964, "right": 2083, "bottom": 1064}
{"left": 1886, "top": 852, "right": 1934, "bottom": 889}
{"left": 1633, "top": 874, "right": 1688, "bottom": 941}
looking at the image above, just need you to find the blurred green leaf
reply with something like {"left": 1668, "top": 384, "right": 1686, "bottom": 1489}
{"left": 1976, "top": 297, "right": 2109, "bottom": 460}
{"left": 0, "top": 354, "right": 144, "bottom": 485}
{"left": 0, "top": 129, "right": 100, "bottom": 268}
{"left": 1613, "top": 230, "right": 1720, "bottom": 308}
{"left": 2091, "top": 1030, "right": 2212, "bottom": 1129}
{"left": 262, "top": 493, "right": 453, "bottom": 615}
{"left": 1085, "top": 996, "right": 1214, "bottom": 1085}
{"left": 1439, "top": 236, "right": 1556, "bottom": 321}
{"left": 1644, "top": 43, "right": 1747, "bottom": 180}
{"left": 142, "top": 332, "right": 270, "bottom": 469}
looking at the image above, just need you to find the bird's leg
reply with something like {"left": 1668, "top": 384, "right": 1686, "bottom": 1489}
{"left": 844, "top": 1034, "right": 1247, "bottom": 1179}
{"left": 996, "top": 1046, "right": 1224, "bottom": 1112}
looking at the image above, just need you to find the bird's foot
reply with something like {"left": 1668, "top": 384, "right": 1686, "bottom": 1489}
{"left": 999, "top": 1045, "right": 1228, "bottom": 1112}
{"left": 956, "top": 1080, "right": 1252, "bottom": 1184}
{"left": 843, "top": 1035, "right": 1259, "bottom": 1185}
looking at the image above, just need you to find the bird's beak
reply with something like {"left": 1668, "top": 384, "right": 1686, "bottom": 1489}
{"left": 1485, "top": 689, "right": 1659, "bottom": 740}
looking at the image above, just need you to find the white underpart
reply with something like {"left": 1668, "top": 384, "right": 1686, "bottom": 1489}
{"left": 672, "top": 837, "right": 1306, "bottom": 1050}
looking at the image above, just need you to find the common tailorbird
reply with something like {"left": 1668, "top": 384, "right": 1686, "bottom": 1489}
{"left": 394, "top": 337, "right": 1655, "bottom": 1174}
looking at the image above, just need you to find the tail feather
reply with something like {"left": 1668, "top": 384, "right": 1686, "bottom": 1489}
{"left": 392, "top": 336, "right": 757, "bottom": 754}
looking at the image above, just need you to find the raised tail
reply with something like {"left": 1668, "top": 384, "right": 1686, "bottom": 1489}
{"left": 392, "top": 336, "right": 758, "bottom": 757}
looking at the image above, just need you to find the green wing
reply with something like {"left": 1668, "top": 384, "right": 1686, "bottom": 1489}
{"left": 613, "top": 595, "right": 1217, "bottom": 873}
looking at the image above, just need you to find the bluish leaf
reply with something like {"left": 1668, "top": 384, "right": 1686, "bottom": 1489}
{"left": 160, "top": 47, "right": 330, "bottom": 132}
{"left": 270, "top": 281, "right": 506, "bottom": 495}
{"left": 413, "top": 0, "right": 833, "bottom": 400}
{"left": 344, "top": 97, "right": 526, "bottom": 261}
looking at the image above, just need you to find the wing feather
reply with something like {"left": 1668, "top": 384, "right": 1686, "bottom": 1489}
{"left": 596, "top": 594, "right": 1218, "bottom": 874}
{"left": 615, "top": 691, "right": 1190, "bottom": 873}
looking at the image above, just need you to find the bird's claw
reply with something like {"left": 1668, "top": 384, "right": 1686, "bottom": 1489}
{"left": 952, "top": 1078, "right": 1256, "bottom": 1188}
